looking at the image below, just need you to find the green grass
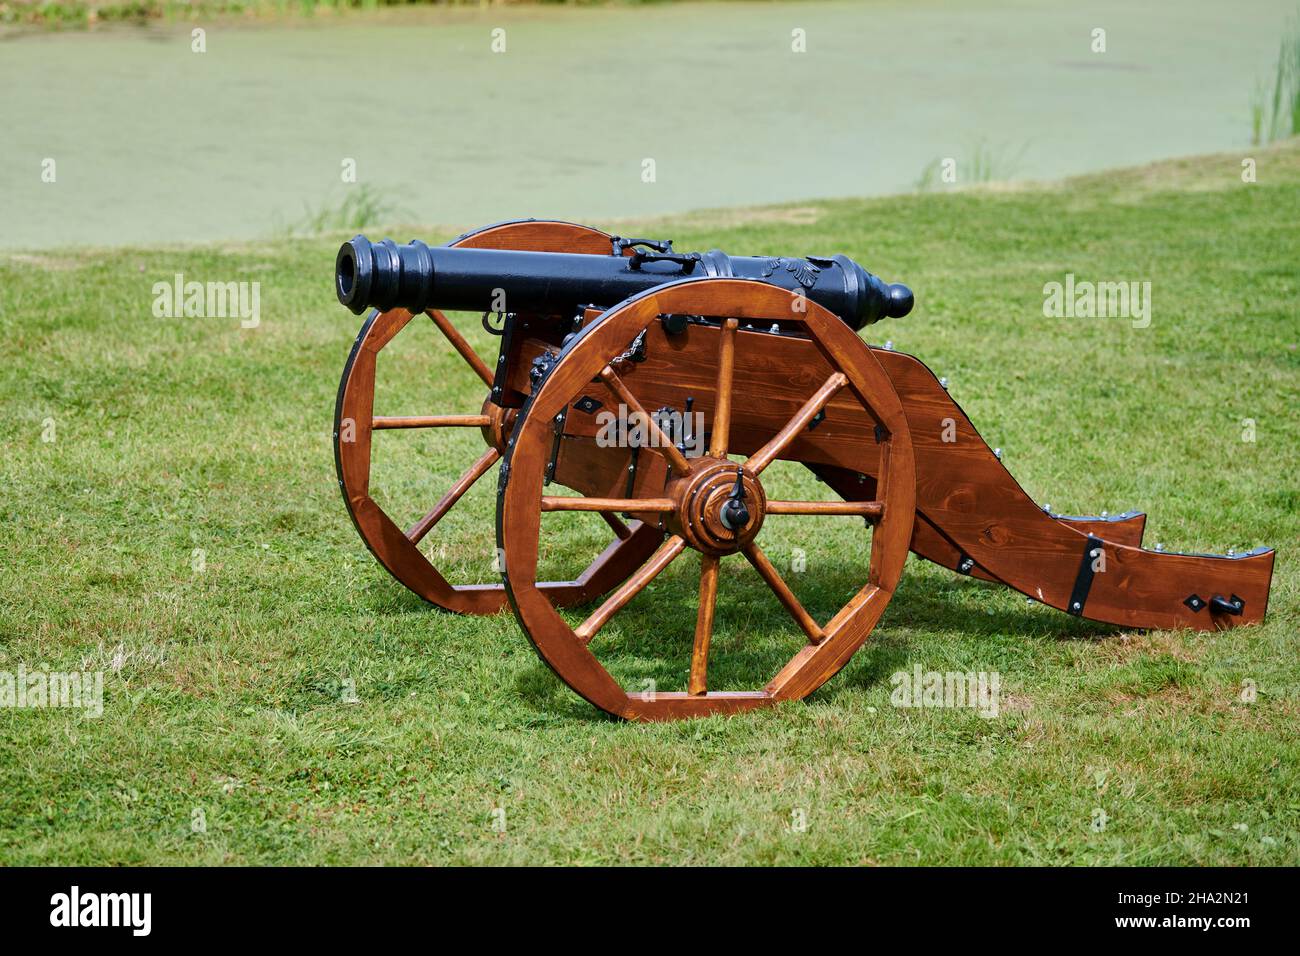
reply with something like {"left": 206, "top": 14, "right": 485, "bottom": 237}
{"left": 1, "top": 141, "right": 1298, "bottom": 865}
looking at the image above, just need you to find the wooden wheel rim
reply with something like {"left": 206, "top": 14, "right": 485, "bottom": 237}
{"left": 499, "top": 277, "right": 916, "bottom": 720}
{"left": 334, "top": 220, "right": 664, "bottom": 614}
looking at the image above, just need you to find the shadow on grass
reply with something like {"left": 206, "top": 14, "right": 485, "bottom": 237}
{"left": 501, "top": 558, "right": 1123, "bottom": 722}
{"left": 343, "top": 532, "right": 1123, "bottom": 723}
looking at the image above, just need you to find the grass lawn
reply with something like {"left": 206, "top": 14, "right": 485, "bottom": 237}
{"left": 1, "top": 142, "right": 1297, "bottom": 866}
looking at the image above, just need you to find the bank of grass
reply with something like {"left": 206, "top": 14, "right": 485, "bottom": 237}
{"left": 1, "top": 141, "right": 1298, "bottom": 865}
{"left": 0, "top": 0, "right": 666, "bottom": 32}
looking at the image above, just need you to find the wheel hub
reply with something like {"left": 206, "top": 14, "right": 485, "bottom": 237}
{"left": 480, "top": 398, "right": 517, "bottom": 453}
{"left": 669, "top": 458, "right": 766, "bottom": 556}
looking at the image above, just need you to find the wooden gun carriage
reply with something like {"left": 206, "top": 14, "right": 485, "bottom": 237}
{"left": 333, "top": 220, "right": 1275, "bottom": 721}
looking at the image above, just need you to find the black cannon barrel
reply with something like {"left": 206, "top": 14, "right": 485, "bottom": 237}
{"left": 336, "top": 236, "right": 913, "bottom": 330}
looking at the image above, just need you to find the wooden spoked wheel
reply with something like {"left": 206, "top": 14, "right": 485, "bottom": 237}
{"left": 499, "top": 278, "right": 917, "bottom": 720}
{"left": 334, "top": 220, "right": 664, "bottom": 614}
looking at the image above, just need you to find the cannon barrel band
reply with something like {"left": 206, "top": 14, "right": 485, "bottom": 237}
{"left": 336, "top": 235, "right": 913, "bottom": 329}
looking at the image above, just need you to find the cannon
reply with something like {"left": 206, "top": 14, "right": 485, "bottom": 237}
{"left": 332, "top": 219, "right": 1275, "bottom": 721}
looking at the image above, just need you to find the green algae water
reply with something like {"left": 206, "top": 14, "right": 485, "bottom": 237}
{"left": 1, "top": 0, "right": 1294, "bottom": 249}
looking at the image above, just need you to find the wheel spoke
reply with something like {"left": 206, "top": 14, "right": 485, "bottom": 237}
{"left": 406, "top": 446, "right": 500, "bottom": 545}
{"left": 765, "top": 499, "right": 884, "bottom": 519}
{"left": 575, "top": 535, "right": 686, "bottom": 644}
{"left": 689, "top": 554, "right": 720, "bottom": 695}
{"left": 745, "top": 372, "right": 847, "bottom": 475}
{"left": 428, "top": 309, "right": 494, "bottom": 388}
{"left": 541, "top": 496, "right": 675, "bottom": 514}
{"left": 600, "top": 511, "right": 633, "bottom": 541}
{"left": 742, "top": 542, "right": 825, "bottom": 645}
{"left": 599, "top": 365, "right": 693, "bottom": 476}
{"left": 709, "top": 318, "right": 740, "bottom": 457}
{"left": 373, "top": 414, "right": 490, "bottom": 429}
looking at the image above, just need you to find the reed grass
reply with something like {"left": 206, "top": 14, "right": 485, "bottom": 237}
{"left": 1250, "top": 9, "right": 1300, "bottom": 145}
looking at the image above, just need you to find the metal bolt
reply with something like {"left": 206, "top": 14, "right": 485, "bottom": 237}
{"left": 883, "top": 340, "right": 894, "bottom": 351}
{"left": 1043, "top": 503, "right": 1052, "bottom": 513}
{"left": 993, "top": 447, "right": 1002, "bottom": 460}
{"left": 1072, "top": 601, "right": 1082, "bottom": 611}
{"left": 1154, "top": 543, "right": 1164, "bottom": 552}
{"left": 769, "top": 323, "right": 780, "bottom": 334}
{"left": 939, "top": 377, "right": 949, "bottom": 389}
{"left": 1227, "top": 548, "right": 1236, "bottom": 556}
{"left": 498, "top": 354, "right": 506, "bottom": 364}
{"left": 1100, "top": 510, "right": 1109, "bottom": 518}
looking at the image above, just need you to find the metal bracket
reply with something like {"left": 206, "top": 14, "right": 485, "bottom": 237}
{"left": 544, "top": 407, "right": 568, "bottom": 486}
{"left": 624, "top": 444, "right": 640, "bottom": 500}
{"left": 1066, "top": 534, "right": 1105, "bottom": 616}
{"left": 529, "top": 350, "right": 559, "bottom": 390}
{"left": 1209, "top": 594, "right": 1245, "bottom": 616}
{"left": 490, "top": 315, "right": 518, "bottom": 404}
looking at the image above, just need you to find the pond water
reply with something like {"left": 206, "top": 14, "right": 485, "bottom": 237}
{"left": 2, "top": 0, "right": 1294, "bottom": 249}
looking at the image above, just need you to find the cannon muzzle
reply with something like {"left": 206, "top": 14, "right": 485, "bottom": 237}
{"left": 337, "top": 235, "right": 912, "bottom": 329}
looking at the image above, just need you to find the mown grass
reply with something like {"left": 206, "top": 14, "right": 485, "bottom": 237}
{"left": 1, "top": 142, "right": 1298, "bottom": 865}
